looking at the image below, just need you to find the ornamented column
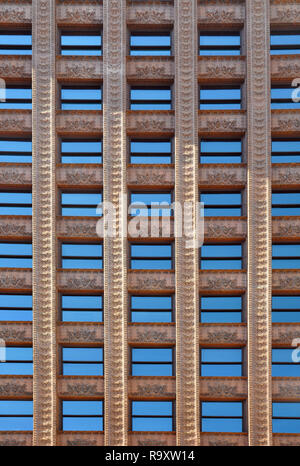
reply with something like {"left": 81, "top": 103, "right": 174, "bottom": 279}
{"left": 32, "top": 0, "right": 57, "bottom": 446}
{"left": 103, "top": 0, "right": 128, "bottom": 445}
{"left": 246, "top": 0, "right": 272, "bottom": 446}
{"left": 174, "top": 0, "right": 200, "bottom": 446}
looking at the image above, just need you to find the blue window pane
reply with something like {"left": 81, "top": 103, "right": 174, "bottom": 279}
{"left": 61, "top": 34, "right": 102, "bottom": 56}
{"left": 63, "top": 348, "right": 103, "bottom": 376}
{"left": 0, "top": 294, "right": 32, "bottom": 321}
{"left": 62, "top": 295, "right": 103, "bottom": 322}
{"left": 273, "top": 403, "right": 300, "bottom": 433}
{"left": 131, "top": 296, "right": 173, "bottom": 323}
{"left": 202, "top": 418, "right": 242, "bottom": 433}
{"left": 271, "top": 34, "right": 300, "bottom": 55}
{"left": 0, "top": 243, "right": 32, "bottom": 268}
{"left": 0, "top": 401, "right": 33, "bottom": 431}
{"left": 0, "top": 33, "right": 32, "bottom": 55}
{"left": 0, "top": 140, "right": 32, "bottom": 163}
{"left": 130, "top": 34, "right": 171, "bottom": 56}
{"left": 271, "top": 87, "right": 300, "bottom": 109}
{"left": 272, "top": 140, "right": 300, "bottom": 163}
{"left": 202, "top": 401, "right": 242, "bottom": 417}
{"left": 0, "top": 192, "right": 32, "bottom": 216}
{"left": 0, "top": 88, "right": 32, "bottom": 110}
{"left": 201, "top": 296, "right": 242, "bottom": 323}
{"left": 200, "top": 140, "right": 242, "bottom": 163}
{"left": 199, "top": 33, "right": 240, "bottom": 56}
{"left": 200, "top": 88, "right": 241, "bottom": 110}
{"left": 132, "top": 401, "right": 172, "bottom": 416}
{"left": 61, "top": 87, "right": 102, "bottom": 110}
{"left": 130, "top": 193, "right": 172, "bottom": 216}
{"left": 131, "top": 88, "right": 171, "bottom": 110}
{"left": 132, "top": 418, "right": 172, "bottom": 432}
{"left": 62, "top": 193, "right": 102, "bottom": 216}
{"left": 62, "top": 244, "right": 103, "bottom": 269}
{"left": 130, "top": 140, "right": 172, "bottom": 164}
{"left": 272, "top": 296, "right": 300, "bottom": 323}
{"left": 61, "top": 140, "right": 102, "bottom": 163}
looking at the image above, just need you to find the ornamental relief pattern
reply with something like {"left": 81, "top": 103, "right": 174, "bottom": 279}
{"left": 199, "top": 1, "right": 245, "bottom": 25}
{"left": 198, "top": 57, "right": 245, "bottom": 80}
{"left": 57, "top": 57, "right": 103, "bottom": 80}
{"left": 0, "top": 4, "right": 31, "bottom": 24}
{"left": 0, "top": 57, "right": 31, "bottom": 78}
{"left": 246, "top": 0, "right": 272, "bottom": 446}
{"left": 271, "top": 3, "right": 300, "bottom": 23}
{"left": 0, "top": 113, "right": 31, "bottom": 133}
{"left": 199, "top": 112, "right": 246, "bottom": 133}
{"left": 57, "top": 112, "right": 102, "bottom": 134}
{"left": 0, "top": 167, "right": 30, "bottom": 185}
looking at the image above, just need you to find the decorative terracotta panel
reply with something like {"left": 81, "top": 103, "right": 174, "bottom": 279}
{"left": 198, "top": 56, "right": 246, "bottom": 84}
{"left": 198, "top": 0, "right": 245, "bottom": 27}
{"left": 199, "top": 110, "right": 246, "bottom": 136}
{"left": 56, "top": 56, "right": 103, "bottom": 82}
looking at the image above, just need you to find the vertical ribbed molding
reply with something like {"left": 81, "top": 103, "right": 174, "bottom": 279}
{"left": 32, "top": 0, "right": 57, "bottom": 446}
{"left": 174, "top": 0, "right": 200, "bottom": 446}
{"left": 103, "top": 0, "right": 128, "bottom": 446}
{"left": 246, "top": 0, "right": 272, "bottom": 446}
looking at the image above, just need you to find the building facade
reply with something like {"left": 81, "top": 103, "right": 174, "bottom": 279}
{"left": 0, "top": 0, "right": 299, "bottom": 446}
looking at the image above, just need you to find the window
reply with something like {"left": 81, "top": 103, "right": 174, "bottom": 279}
{"left": 61, "top": 295, "right": 103, "bottom": 322}
{"left": 130, "top": 295, "right": 173, "bottom": 323}
{"left": 201, "top": 349, "right": 243, "bottom": 376}
{"left": 0, "top": 139, "right": 32, "bottom": 163}
{"left": 131, "top": 401, "right": 174, "bottom": 432}
{"left": 200, "top": 139, "right": 242, "bottom": 164}
{"left": 130, "top": 139, "right": 172, "bottom": 164}
{"left": 0, "top": 32, "right": 32, "bottom": 55}
{"left": 62, "top": 400, "right": 103, "bottom": 431}
{"left": 61, "top": 86, "right": 102, "bottom": 110}
{"left": 272, "top": 192, "right": 300, "bottom": 216}
{"left": 0, "top": 347, "right": 32, "bottom": 375}
{"left": 0, "top": 192, "right": 32, "bottom": 215}
{"left": 131, "top": 348, "right": 174, "bottom": 376}
{"left": 130, "top": 192, "right": 173, "bottom": 217}
{"left": 61, "top": 243, "right": 103, "bottom": 269}
{"left": 130, "top": 87, "right": 172, "bottom": 110}
{"left": 200, "top": 192, "right": 242, "bottom": 217}
{"left": 61, "top": 192, "right": 102, "bottom": 217}
{"left": 0, "top": 401, "right": 33, "bottom": 431}
{"left": 199, "top": 32, "right": 240, "bottom": 56}
{"left": 130, "top": 32, "right": 171, "bottom": 56}
{"left": 61, "top": 32, "right": 102, "bottom": 56}
{"left": 61, "top": 139, "right": 102, "bottom": 164}
{"left": 0, "top": 86, "right": 32, "bottom": 110}
{"left": 272, "top": 244, "right": 300, "bottom": 269}
{"left": 0, "top": 243, "right": 32, "bottom": 268}
{"left": 271, "top": 32, "right": 300, "bottom": 55}
{"left": 199, "top": 86, "right": 241, "bottom": 110}
{"left": 201, "top": 402, "right": 243, "bottom": 433}
{"left": 272, "top": 140, "right": 300, "bottom": 163}
{"left": 200, "top": 244, "right": 242, "bottom": 270}
{"left": 62, "top": 347, "right": 103, "bottom": 376}
{"left": 272, "top": 349, "right": 300, "bottom": 377}
{"left": 200, "top": 296, "right": 242, "bottom": 323}
{"left": 273, "top": 403, "right": 300, "bottom": 433}
{"left": 130, "top": 244, "right": 173, "bottom": 270}
{"left": 0, "top": 294, "right": 32, "bottom": 321}
{"left": 272, "top": 296, "right": 300, "bottom": 323}
{"left": 271, "top": 86, "right": 299, "bottom": 109}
